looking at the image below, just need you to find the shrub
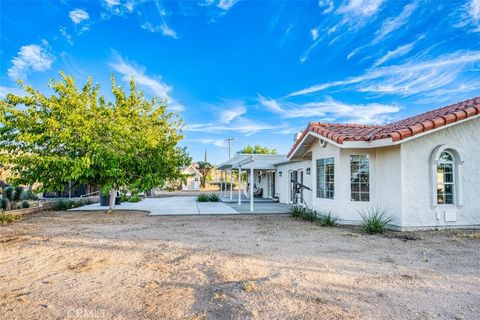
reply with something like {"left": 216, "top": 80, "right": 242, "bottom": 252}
{"left": 53, "top": 199, "right": 69, "bottom": 211}
{"left": 53, "top": 199, "right": 94, "bottom": 211}
{"left": 290, "top": 206, "right": 318, "bottom": 222}
{"left": 290, "top": 205, "right": 307, "bottom": 218}
{"left": 0, "top": 199, "right": 7, "bottom": 210}
{"left": 21, "top": 201, "right": 30, "bottom": 209}
{"left": 0, "top": 212, "right": 19, "bottom": 224}
{"left": 129, "top": 194, "right": 141, "bottom": 202}
{"left": 318, "top": 211, "right": 339, "bottom": 227}
{"left": 13, "top": 186, "right": 24, "bottom": 202}
{"left": 26, "top": 190, "right": 39, "bottom": 200}
{"left": 197, "top": 193, "right": 209, "bottom": 202}
{"left": 359, "top": 206, "right": 393, "bottom": 234}
{"left": 208, "top": 193, "right": 220, "bottom": 202}
{"left": 4, "top": 187, "right": 13, "bottom": 201}
{"left": 120, "top": 194, "right": 129, "bottom": 202}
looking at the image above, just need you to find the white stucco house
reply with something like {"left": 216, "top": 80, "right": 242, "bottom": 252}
{"left": 181, "top": 164, "right": 201, "bottom": 191}
{"left": 218, "top": 97, "right": 480, "bottom": 230}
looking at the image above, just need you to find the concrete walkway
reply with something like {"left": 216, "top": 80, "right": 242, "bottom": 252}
{"left": 71, "top": 197, "right": 239, "bottom": 215}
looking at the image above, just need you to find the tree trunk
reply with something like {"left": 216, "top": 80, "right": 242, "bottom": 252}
{"left": 108, "top": 188, "right": 116, "bottom": 213}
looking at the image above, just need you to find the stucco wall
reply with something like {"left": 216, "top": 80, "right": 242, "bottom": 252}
{"left": 400, "top": 117, "right": 480, "bottom": 229}
{"left": 275, "top": 160, "right": 313, "bottom": 206}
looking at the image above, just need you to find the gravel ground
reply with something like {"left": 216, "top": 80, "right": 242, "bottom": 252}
{"left": 1, "top": 211, "right": 479, "bottom": 320}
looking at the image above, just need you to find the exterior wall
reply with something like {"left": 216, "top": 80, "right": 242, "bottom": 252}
{"left": 309, "top": 142, "right": 402, "bottom": 225}
{"left": 399, "top": 117, "right": 480, "bottom": 230}
{"left": 275, "top": 160, "right": 313, "bottom": 206}
{"left": 182, "top": 167, "right": 201, "bottom": 190}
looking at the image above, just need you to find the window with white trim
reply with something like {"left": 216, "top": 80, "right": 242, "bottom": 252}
{"left": 316, "top": 158, "right": 334, "bottom": 199}
{"left": 436, "top": 151, "right": 455, "bottom": 205}
{"left": 350, "top": 155, "right": 369, "bottom": 202}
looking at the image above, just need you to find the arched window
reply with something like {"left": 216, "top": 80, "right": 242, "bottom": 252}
{"left": 436, "top": 151, "right": 455, "bottom": 205}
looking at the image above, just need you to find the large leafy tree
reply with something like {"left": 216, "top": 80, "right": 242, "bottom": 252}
{"left": 237, "top": 145, "right": 277, "bottom": 154}
{"left": 0, "top": 72, "right": 190, "bottom": 211}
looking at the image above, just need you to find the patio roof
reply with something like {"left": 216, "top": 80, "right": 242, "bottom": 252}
{"left": 217, "top": 153, "right": 288, "bottom": 171}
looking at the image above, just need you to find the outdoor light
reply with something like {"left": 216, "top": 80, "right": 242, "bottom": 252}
{"left": 306, "top": 168, "right": 311, "bottom": 175}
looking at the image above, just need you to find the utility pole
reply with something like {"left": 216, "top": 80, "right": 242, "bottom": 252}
{"left": 226, "top": 137, "right": 234, "bottom": 160}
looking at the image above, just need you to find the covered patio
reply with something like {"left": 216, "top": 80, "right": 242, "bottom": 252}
{"left": 217, "top": 154, "right": 287, "bottom": 212}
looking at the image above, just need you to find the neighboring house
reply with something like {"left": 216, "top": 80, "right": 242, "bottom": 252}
{"left": 218, "top": 97, "right": 480, "bottom": 230}
{"left": 181, "top": 164, "right": 202, "bottom": 191}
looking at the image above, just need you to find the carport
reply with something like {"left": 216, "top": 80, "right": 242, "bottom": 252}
{"left": 217, "top": 154, "right": 287, "bottom": 212}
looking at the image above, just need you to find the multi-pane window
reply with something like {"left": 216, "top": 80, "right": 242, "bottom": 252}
{"left": 316, "top": 158, "right": 334, "bottom": 199}
{"left": 436, "top": 151, "right": 454, "bottom": 205}
{"left": 350, "top": 155, "right": 369, "bottom": 202}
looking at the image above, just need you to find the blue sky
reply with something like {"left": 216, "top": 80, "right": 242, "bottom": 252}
{"left": 1, "top": 0, "right": 480, "bottom": 164}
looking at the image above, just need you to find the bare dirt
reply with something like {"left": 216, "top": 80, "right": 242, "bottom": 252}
{"left": 1, "top": 211, "right": 479, "bottom": 320}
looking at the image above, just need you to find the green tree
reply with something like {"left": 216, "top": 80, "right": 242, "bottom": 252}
{"left": 237, "top": 145, "right": 277, "bottom": 154}
{"left": 196, "top": 161, "right": 213, "bottom": 189}
{"left": 0, "top": 72, "right": 190, "bottom": 211}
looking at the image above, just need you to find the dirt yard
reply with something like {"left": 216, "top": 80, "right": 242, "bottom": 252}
{"left": 1, "top": 211, "right": 479, "bottom": 320}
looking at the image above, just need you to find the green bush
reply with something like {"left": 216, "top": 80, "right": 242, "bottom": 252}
{"left": 208, "top": 193, "right": 220, "bottom": 202}
{"left": 318, "top": 211, "right": 339, "bottom": 227}
{"left": 120, "top": 194, "right": 129, "bottom": 202}
{"left": 359, "top": 206, "right": 393, "bottom": 234}
{"left": 0, "top": 212, "right": 19, "bottom": 224}
{"left": 4, "top": 187, "right": 13, "bottom": 201}
{"left": 290, "top": 206, "right": 318, "bottom": 222}
{"left": 53, "top": 199, "right": 94, "bottom": 211}
{"left": 129, "top": 194, "right": 141, "bottom": 202}
{"left": 21, "top": 200, "right": 30, "bottom": 209}
{"left": 13, "top": 186, "right": 24, "bottom": 202}
{"left": 197, "top": 193, "right": 209, "bottom": 202}
{"left": 26, "top": 190, "right": 39, "bottom": 200}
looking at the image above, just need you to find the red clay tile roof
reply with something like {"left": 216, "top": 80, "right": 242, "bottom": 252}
{"left": 288, "top": 96, "right": 480, "bottom": 157}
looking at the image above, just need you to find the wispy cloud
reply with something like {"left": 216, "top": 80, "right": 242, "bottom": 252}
{"left": 217, "top": 0, "right": 239, "bottom": 10}
{"left": 318, "top": 0, "right": 334, "bottom": 14}
{"left": 218, "top": 102, "right": 247, "bottom": 124}
{"left": 456, "top": 0, "right": 480, "bottom": 32}
{"left": 186, "top": 138, "right": 228, "bottom": 148}
{"left": 259, "top": 95, "right": 399, "bottom": 124}
{"left": 141, "top": 22, "right": 178, "bottom": 39}
{"left": 8, "top": 41, "right": 55, "bottom": 80}
{"left": 69, "top": 8, "right": 90, "bottom": 24}
{"left": 0, "top": 86, "right": 24, "bottom": 98}
{"left": 109, "top": 53, "right": 184, "bottom": 111}
{"left": 372, "top": 36, "right": 424, "bottom": 67}
{"left": 373, "top": 2, "right": 417, "bottom": 43}
{"left": 59, "top": 26, "right": 73, "bottom": 45}
{"left": 185, "top": 117, "right": 284, "bottom": 136}
{"left": 289, "top": 50, "right": 480, "bottom": 98}
{"left": 310, "top": 28, "right": 319, "bottom": 41}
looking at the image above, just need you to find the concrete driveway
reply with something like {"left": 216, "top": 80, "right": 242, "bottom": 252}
{"left": 72, "top": 196, "right": 238, "bottom": 215}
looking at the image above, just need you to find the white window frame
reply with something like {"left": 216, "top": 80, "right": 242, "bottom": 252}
{"left": 350, "top": 154, "right": 370, "bottom": 202}
{"left": 316, "top": 157, "right": 334, "bottom": 199}
{"left": 430, "top": 145, "right": 463, "bottom": 208}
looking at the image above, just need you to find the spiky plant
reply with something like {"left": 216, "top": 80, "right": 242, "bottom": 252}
{"left": 318, "top": 211, "right": 339, "bottom": 227}
{"left": 359, "top": 206, "right": 393, "bottom": 234}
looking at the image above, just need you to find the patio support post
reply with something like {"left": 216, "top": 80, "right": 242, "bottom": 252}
{"left": 229, "top": 169, "right": 233, "bottom": 200}
{"left": 238, "top": 167, "right": 242, "bottom": 205}
{"left": 250, "top": 160, "right": 254, "bottom": 212}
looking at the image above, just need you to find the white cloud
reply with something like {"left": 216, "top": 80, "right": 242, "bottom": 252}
{"left": 8, "top": 43, "right": 54, "bottom": 80}
{"left": 372, "top": 42, "right": 415, "bottom": 67}
{"left": 310, "top": 28, "right": 319, "bottom": 41}
{"left": 219, "top": 103, "right": 247, "bottom": 124}
{"left": 259, "top": 95, "right": 399, "bottom": 125}
{"left": 160, "top": 22, "right": 178, "bottom": 39}
{"left": 318, "top": 0, "right": 334, "bottom": 14}
{"left": 373, "top": 2, "right": 417, "bottom": 43}
{"left": 59, "top": 26, "right": 73, "bottom": 45}
{"left": 141, "top": 22, "right": 178, "bottom": 39}
{"left": 110, "top": 54, "right": 172, "bottom": 98}
{"left": 187, "top": 138, "right": 228, "bottom": 148}
{"left": 472, "top": 0, "right": 480, "bottom": 22}
{"left": 289, "top": 50, "right": 480, "bottom": 98}
{"left": 184, "top": 117, "right": 284, "bottom": 136}
{"left": 217, "top": 0, "right": 239, "bottom": 10}
{"left": 105, "top": 0, "right": 120, "bottom": 6}
{"left": 458, "top": 0, "right": 480, "bottom": 32}
{"left": 337, "top": 0, "right": 384, "bottom": 19}
{"left": 0, "top": 86, "right": 24, "bottom": 99}
{"left": 69, "top": 9, "right": 90, "bottom": 24}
